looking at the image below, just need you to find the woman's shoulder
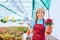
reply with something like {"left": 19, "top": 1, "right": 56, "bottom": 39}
{"left": 31, "top": 20, "right": 35, "bottom": 28}
{"left": 31, "top": 20, "right": 35, "bottom": 24}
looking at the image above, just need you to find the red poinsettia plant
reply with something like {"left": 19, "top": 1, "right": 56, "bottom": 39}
{"left": 45, "top": 19, "right": 53, "bottom": 26}
{"left": 45, "top": 19, "right": 53, "bottom": 35}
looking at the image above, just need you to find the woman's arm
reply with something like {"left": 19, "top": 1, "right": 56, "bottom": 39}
{"left": 27, "top": 21, "right": 35, "bottom": 35}
{"left": 30, "top": 21, "right": 35, "bottom": 33}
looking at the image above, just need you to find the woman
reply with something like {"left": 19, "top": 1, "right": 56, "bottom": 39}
{"left": 31, "top": 8, "right": 52, "bottom": 40}
{"left": 31, "top": 8, "right": 46, "bottom": 40}
{"left": 29, "top": 8, "right": 57, "bottom": 40}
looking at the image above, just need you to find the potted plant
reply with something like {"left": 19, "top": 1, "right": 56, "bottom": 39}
{"left": 12, "top": 17, "right": 16, "bottom": 22}
{"left": 3, "top": 34, "right": 10, "bottom": 40}
{"left": 10, "top": 37, "right": 15, "bottom": 40}
{"left": 23, "top": 27, "right": 28, "bottom": 33}
{"left": 0, "top": 34, "right": 3, "bottom": 40}
{"left": 0, "top": 19, "right": 7, "bottom": 23}
{"left": 45, "top": 19, "right": 53, "bottom": 35}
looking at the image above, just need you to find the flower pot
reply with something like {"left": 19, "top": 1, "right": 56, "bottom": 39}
{"left": 45, "top": 26, "right": 52, "bottom": 35}
{"left": 10, "top": 37, "right": 15, "bottom": 40}
{"left": 27, "top": 29, "right": 30, "bottom": 35}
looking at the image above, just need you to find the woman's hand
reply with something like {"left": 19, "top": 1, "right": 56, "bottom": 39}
{"left": 45, "top": 26, "right": 52, "bottom": 35}
{"left": 31, "top": 29, "right": 34, "bottom": 33}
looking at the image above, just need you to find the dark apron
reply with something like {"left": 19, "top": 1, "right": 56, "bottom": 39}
{"left": 32, "top": 20, "right": 45, "bottom": 40}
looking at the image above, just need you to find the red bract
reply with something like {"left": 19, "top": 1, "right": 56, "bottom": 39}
{"left": 46, "top": 19, "right": 52, "bottom": 23}
{"left": 45, "top": 19, "right": 53, "bottom": 26}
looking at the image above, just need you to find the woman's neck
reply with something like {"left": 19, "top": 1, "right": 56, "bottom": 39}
{"left": 38, "top": 17, "right": 43, "bottom": 20}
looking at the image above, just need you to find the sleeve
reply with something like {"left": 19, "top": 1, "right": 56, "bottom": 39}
{"left": 30, "top": 21, "right": 35, "bottom": 29}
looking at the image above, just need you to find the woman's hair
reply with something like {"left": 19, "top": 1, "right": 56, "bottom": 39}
{"left": 35, "top": 8, "right": 45, "bottom": 23}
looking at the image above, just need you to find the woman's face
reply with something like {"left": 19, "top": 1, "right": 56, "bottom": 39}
{"left": 36, "top": 10, "right": 44, "bottom": 19}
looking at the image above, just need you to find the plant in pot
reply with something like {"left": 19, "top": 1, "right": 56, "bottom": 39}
{"left": 15, "top": 27, "right": 24, "bottom": 40}
{"left": 45, "top": 19, "right": 53, "bottom": 35}
{"left": 0, "top": 19, "right": 8, "bottom": 23}
{"left": 10, "top": 37, "right": 15, "bottom": 40}
{"left": 4, "top": 16, "right": 9, "bottom": 23}
{"left": 0, "top": 19, "right": 4, "bottom": 23}
{"left": 23, "top": 27, "right": 28, "bottom": 33}
{"left": 3, "top": 34, "right": 10, "bottom": 40}
{"left": 0, "top": 34, "right": 3, "bottom": 40}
